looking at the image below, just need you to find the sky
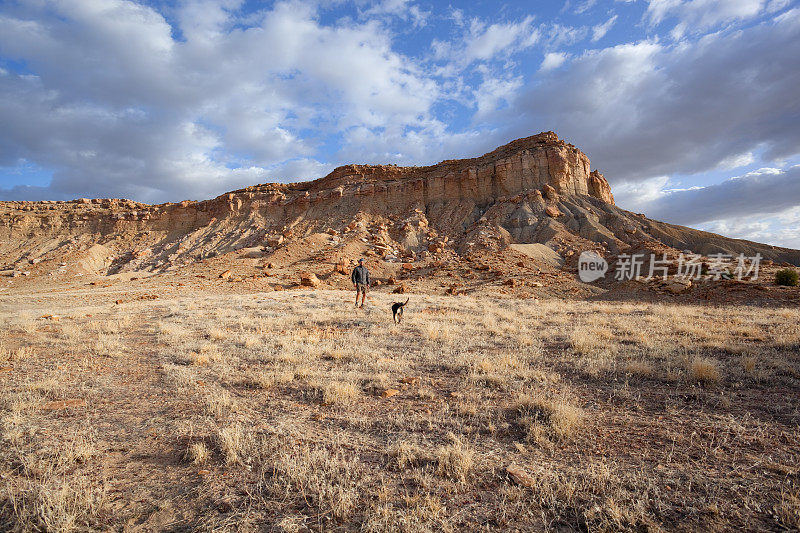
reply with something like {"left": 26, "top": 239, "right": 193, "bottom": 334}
{"left": 1, "top": 0, "right": 799, "bottom": 247}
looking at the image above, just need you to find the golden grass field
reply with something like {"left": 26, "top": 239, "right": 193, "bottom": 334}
{"left": 1, "top": 289, "right": 799, "bottom": 531}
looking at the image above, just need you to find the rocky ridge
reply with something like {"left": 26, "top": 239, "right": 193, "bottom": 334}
{"left": 1, "top": 132, "right": 798, "bottom": 284}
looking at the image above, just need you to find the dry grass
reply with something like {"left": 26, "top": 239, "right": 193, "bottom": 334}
{"left": 184, "top": 441, "right": 211, "bottom": 465}
{"left": 690, "top": 356, "right": 722, "bottom": 384}
{"left": 0, "top": 289, "right": 798, "bottom": 531}
{"left": 515, "top": 393, "right": 585, "bottom": 443}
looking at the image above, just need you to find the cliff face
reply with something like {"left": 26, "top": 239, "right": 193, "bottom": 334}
{"left": 0, "top": 131, "right": 797, "bottom": 275}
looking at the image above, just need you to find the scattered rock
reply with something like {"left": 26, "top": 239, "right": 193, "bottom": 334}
{"left": 545, "top": 206, "right": 562, "bottom": 218}
{"left": 219, "top": 270, "right": 232, "bottom": 280}
{"left": 506, "top": 465, "right": 536, "bottom": 489}
{"left": 300, "top": 272, "right": 320, "bottom": 287}
{"left": 333, "top": 261, "right": 348, "bottom": 275}
{"left": 542, "top": 184, "right": 558, "bottom": 200}
{"left": 266, "top": 234, "right": 285, "bottom": 247}
{"left": 663, "top": 278, "right": 692, "bottom": 294}
{"left": 400, "top": 376, "right": 420, "bottom": 385}
{"left": 382, "top": 389, "right": 400, "bottom": 398}
{"left": 446, "top": 284, "right": 464, "bottom": 295}
{"left": 240, "top": 247, "right": 264, "bottom": 259}
{"left": 41, "top": 399, "right": 86, "bottom": 410}
{"left": 393, "top": 284, "right": 408, "bottom": 294}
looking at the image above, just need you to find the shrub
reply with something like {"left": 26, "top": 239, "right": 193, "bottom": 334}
{"left": 775, "top": 268, "right": 799, "bottom": 287}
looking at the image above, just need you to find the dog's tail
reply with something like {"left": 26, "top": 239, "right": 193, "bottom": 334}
{"left": 404, "top": 298, "right": 409, "bottom": 306}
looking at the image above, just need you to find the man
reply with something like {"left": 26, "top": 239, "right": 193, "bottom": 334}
{"left": 351, "top": 258, "right": 370, "bottom": 308}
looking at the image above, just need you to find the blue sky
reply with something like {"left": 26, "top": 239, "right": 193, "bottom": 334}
{"left": 1, "top": 0, "right": 799, "bottom": 247}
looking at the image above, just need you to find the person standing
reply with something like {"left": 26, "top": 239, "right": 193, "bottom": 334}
{"left": 351, "top": 258, "right": 370, "bottom": 308}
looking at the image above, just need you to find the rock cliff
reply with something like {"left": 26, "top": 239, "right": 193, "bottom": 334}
{"left": 1, "top": 131, "right": 798, "bottom": 276}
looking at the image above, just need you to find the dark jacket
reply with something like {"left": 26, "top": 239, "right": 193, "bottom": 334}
{"left": 351, "top": 265, "right": 370, "bottom": 286}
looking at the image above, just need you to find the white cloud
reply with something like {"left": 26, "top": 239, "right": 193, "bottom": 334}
{"left": 540, "top": 52, "right": 568, "bottom": 71}
{"left": 613, "top": 175, "right": 671, "bottom": 211}
{"left": 0, "top": 0, "right": 442, "bottom": 202}
{"left": 361, "top": 0, "right": 430, "bottom": 28}
{"left": 432, "top": 16, "right": 540, "bottom": 66}
{"left": 592, "top": 14, "right": 618, "bottom": 41}
{"left": 615, "top": 166, "right": 800, "bottom": 227}
{"left": 718, "top": 151, "right": 756, "bottom": 170}
{"left": 698, "top": 206, "right": 800, "bottom": 249}
{"left": 474, "top": 77, "right": 523, "bottom": 117}
{"left": 646, "top": 0, "right": 767, "bottom": 37}
{"left": 507, "top": 11, "right": 800, "bottom": 184}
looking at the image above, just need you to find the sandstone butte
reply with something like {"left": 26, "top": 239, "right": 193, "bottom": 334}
{"left": 1, "top": 131, "right": 799, "bottom": 277}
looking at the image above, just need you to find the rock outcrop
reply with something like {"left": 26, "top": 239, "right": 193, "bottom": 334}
{"left": 1, "top": 131, "right": 798, "bottom": 275}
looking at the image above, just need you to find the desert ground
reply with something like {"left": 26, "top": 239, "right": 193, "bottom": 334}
{"left": 1, "top": 281, "right": 799, "bottom": 532}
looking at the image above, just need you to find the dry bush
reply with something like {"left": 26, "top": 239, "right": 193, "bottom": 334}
{"left": 689, "top": 357, "right": 721, "bottom": 384}
{"left": 774, "top": 489, "right": 800, "bottom": 530}
{"left": 435, "top": 434, "right": 474, "bottom": 483}
{"left": 388, "top": 440, "right": 430, "bottom": 470}
{"left": 515, "top": 393, "right": 584, "bottom": 442}
{"left": 321, "top": 380, "right": 360, "bottom": 406}
{"left": 206, "top": 327, "right": 229, "bottom": 341}
{"left": 517, "top": 461, "right": 654, "bottom": 531}
{"left": 1, "top": 434, "right": 105, "bottom": 532}
{"left": 93, "top": 333, "right": 122, "bottom": 357}
{"left": 245, "top": 369, "right": 294, "bottom": 390}
{"left": 215, "top": 424, "right": 251, "bottom": 466}
{"left": 624, "top": 359, "right": 655, "bottom": 378}
{"left": 741, "top": 355, "right": 757, "bottom": 375}
{"left": 185, "top": 442, "right": 210, "bottom": 465}
{"left": 2, "top": 475, "right": 107, "bottom": 533}
{"left": 570, "top": 326, "right": 608, "bottom": 355}
{"left": 202, "top": 388, "right": 238, "bottom": 418}
{"left": 0, "top": 345, "right": 34, "bottom": 363}
{"left": 260, "top": 440, "right": 364, "bottom": 522}
{"left": 362, "top": 493, "right": 447, "bottom": 533}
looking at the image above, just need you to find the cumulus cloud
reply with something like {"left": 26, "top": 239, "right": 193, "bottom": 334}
{"left": 0, "top": 0, "right": 441, "bottom": 202}
{"left": 508, "top": 9, "right": 800, "bottom": 185}
{"left": 540, "top": 52, "right": 568, "bottom": 70}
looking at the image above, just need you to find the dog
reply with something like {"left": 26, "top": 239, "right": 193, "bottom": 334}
{"left": 391, "top": 298, "right": 409, "bottom": 324}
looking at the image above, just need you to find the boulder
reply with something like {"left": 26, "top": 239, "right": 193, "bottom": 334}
{"left": 663, "top": 278, "right": 692, "bottom": 294}
{"left": 266, "top": 234, "right": 284, "bottom": 247}
{"left": 545, "top": 206, "right": 562, "bottom": 218}
{"left": 506, "top": 465, "right": 536, "bottom": 489}
{"left": 300, "top": 272, "right": 320, "bottom": 287}
{"left": 333, "top": 261, "right": 348, "bottom": 275}
{"left": 240, "top": 247, "right": 264, "bottom": 259}
{"left": 542, "top": 184, "right": 558, "bottom": 201}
